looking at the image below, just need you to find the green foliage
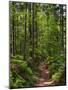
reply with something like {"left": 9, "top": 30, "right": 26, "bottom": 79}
{"left": 52, "top": 72, "right": 62, "bottom": 82}
{"left": 10, "top": 56, "right": 36, "bottom": 88}
{"left": 47, "top": 54, "right": 65, "bottom": 76}
{"left": 10, "top": 2, "right": 66, "bottom": 88}
{"left": 52, "top": 64, "right": 65, "bottom": 84}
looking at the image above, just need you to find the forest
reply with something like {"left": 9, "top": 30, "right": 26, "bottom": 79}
{"left": 9, "top": 1, "right": 66, "bottom": 88}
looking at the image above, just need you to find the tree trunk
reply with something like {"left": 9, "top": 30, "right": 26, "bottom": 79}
{"left": 60, "top": 5, "right": 64, "bottom": 52}
{"left": 12, "top": 2, "right": 15, "bottom": 56}
{"left": 32, "top": 3, "right": 35, "bottom": 61}
{"left": 24, "top": 3, "right": 27, "bottom": 60}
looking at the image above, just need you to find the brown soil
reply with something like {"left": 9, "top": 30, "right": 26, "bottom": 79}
{"left": 34, "top": 62, "right": 54, "bottom": 87}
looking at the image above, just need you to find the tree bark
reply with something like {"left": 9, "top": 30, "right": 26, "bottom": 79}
{"left": 12, "top": 2, "right": 15, "bottom": 56}
{"left": 24, "top": 3, "right": 27, "bottom": 60}
{"left": 32, "top": 3, "right": 35, "bottom": 61}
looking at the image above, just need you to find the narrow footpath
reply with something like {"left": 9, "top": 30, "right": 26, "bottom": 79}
{"left": 34, "top": 63, "right": 54, "bottom": 87}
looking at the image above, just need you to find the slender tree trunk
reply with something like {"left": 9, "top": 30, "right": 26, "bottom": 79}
{"left": 12, "top": 2, "right": 15, "bottom": 56}
{"left": 35, "top": 4, "right": 38, "bottom": 48}
{"left": 24, "top": 3, "right": 27, "bottom": 60}
{"left": 32, "top": 3, "right": 35, "bottom": 60}
{"left": 16, "top": 14, "right": 18, "bottom": 54}
{"left": 63, "top": 5, "right": 66, "bottom": 53}
{"left": 60, "top": 5, "right": 64, "bottom": 52}
{"left": 28, "top": 3, "right": 31, "bottom": 39}
{"left": 28, "top": 3, "right": 33, "bottom": 57}
{"left": 9, "top": 2, "right": 13, "bottom": 55}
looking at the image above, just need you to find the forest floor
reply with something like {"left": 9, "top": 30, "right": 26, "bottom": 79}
{"left": 34, "top": 62, "right": 55, "bottom": 87}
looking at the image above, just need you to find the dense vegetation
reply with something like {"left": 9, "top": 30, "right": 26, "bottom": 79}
{"left": 9, "top": 2, "right": 66, "bottom": 88}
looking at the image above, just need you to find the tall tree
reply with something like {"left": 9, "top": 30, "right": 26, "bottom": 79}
{"left": 24, "top": 3, "right": 27, "bottom": 60}
{"left": 60, "top": 5, "right": 64, "bottom": 52}
{"left": 32, "top": 3, "right": 35, "bottom": 61}
{"left": 12, "top": 2, "right": 16, "bottom": 56}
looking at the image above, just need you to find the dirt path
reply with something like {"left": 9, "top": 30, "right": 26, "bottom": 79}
{"left": 34, "top": 63, "right": 54, "bottom": 87}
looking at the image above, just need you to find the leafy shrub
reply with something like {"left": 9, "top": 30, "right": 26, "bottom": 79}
{"left": 51, "top": 62, "right": 65, "bottom": 85}
{"left": 47, "top": 54, "right": 65, "bottom": 76}
{"left": 10, "top": 56, "right": 37, "bottom": 88}
{"left": 52, "top": 72, "right": 62, "bottom": 83}
{"left": 12, "top": 55, "right": 23, "bottom": 60}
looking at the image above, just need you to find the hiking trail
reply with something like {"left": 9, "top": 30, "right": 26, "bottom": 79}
{"left": 34, "top": 62, "right": 55, "bottom": 87}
